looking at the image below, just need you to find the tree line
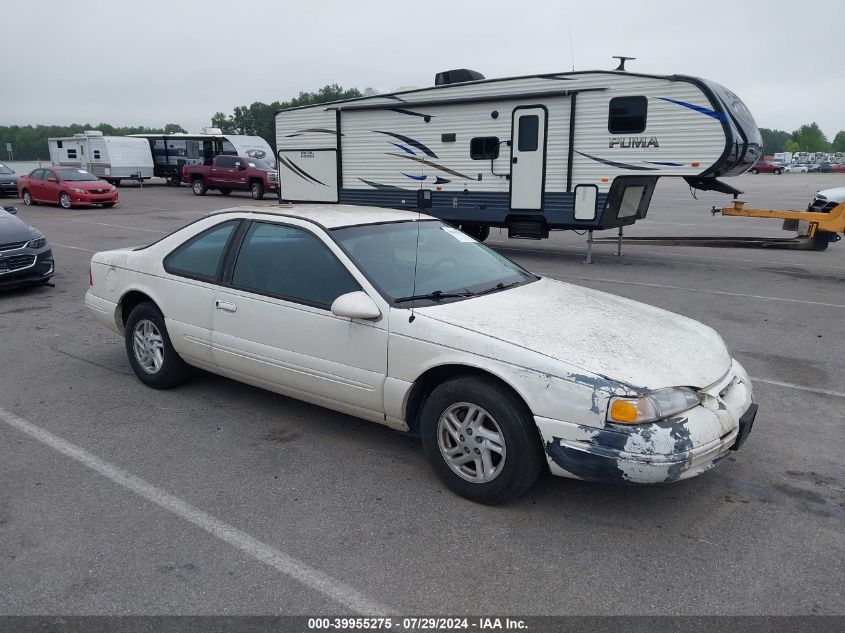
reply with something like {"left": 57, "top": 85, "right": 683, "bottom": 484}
{"left": 759, "top": 123, "right": 845, "bottom": 156}
{"left": 0, "top": 123, "right": 187, "bottom": 161}
{"left": 2, "top": 83, "right": 843, "bottom": 161}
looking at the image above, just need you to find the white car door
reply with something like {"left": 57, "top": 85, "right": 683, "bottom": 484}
{"left": 211, "top": 220, "right": 388, "bottom": 420}
{"left": 158, "top": 219, "right": 241, "bottom": 366}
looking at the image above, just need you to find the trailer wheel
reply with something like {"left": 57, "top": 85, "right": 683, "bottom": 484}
{"left": 192, "top": 179, "right": 207, "bottom": 196}
{"left": 219, "top": 188, "right": 232, "bottom": 196}
{"left": 460, "top": 224, "right": 490, "bottom": 242}
{"left": 251, "top": 181, "right": 264, "bottom": 200}
{"left": 110, "top": 179, "right": 122, "bottom": 187}
{"left": 166, "top": 176, "right": 181, "bottom": 187}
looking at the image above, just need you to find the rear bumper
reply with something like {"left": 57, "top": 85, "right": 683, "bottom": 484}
{"left": 536, "top": 360, "right": 755, "bottom": 484}
{"left": 84, "top": 289, "right": 122, "bottom": 334}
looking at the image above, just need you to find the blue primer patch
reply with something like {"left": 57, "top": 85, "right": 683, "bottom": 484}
{"left": 658, "top": 97, "right": 727, "bottom": 121}
{"left": 402, "top": 172, "right": 427, "bottom": 181}
{"left": 391, "top": 143, "right": 416, "bottom": 155}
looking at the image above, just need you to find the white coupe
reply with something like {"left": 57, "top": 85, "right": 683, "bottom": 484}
{"left": 85, "top": 205, "right": 757, "bottom": 503}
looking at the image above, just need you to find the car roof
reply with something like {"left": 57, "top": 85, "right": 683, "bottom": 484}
{"left": 208, "top": 203, "right": 434, "bottom": 229}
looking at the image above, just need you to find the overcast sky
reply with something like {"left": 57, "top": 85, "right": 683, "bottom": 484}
{"left": 1, "top": 0, "right": 842, "bottom": 138}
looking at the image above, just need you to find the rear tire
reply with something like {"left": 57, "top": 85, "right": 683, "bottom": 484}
{"left": 192, "top": 179, "right": 207, "bottom": 196}
{"left": 774, "top": 169, "right": 782, "bottom": 175}
{"left": 460, "top": 224, "right": 490, "bottom": 242}
{"left": 124, "top": 302, "right": 191, "bottom": 389}
{"left": 220, "top": 188, "right": 232, "bottom": 196}
{"left": 59, "top": 192, "right": 72, "bottom": 209}
{"left": 251, "top": 181, "right": 264, "bottom": 200}
{"left": 420, "top": 375, "right": 544, "bottom": 504}
{"left": 750, "top": 169, "right": 758, "bottom": 174}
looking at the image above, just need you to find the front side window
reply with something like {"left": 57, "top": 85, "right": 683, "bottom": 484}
{"left": 470, "top": 137, "right": 500, "bottom": 160}
{"left": 164, "top": 221, "right": 238, "bottom": 282}
{"left": 333, "top": 221, "right": 536, "bottom": 306}
{"left": 609, "top": 96, "right": 648, "bottom": 133}
{"left": 232, "top": 222, "right": 360, "bottom": 309}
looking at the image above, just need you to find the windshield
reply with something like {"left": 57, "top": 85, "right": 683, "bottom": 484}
{"left": 0, "top": 164, "right": 13, "bottom": 175}
{"left": 333, "top": 220, "right": 537, "bottom": 306}
{"left": 245, "top": 158, "right": 273, "bottom": 171}
{"left": 57, "top": 169, "right": 99, "bottom": 182}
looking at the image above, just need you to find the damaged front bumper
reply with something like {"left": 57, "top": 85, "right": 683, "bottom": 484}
{"left": 535, "top": 360, "right": 755, "bottom": 484}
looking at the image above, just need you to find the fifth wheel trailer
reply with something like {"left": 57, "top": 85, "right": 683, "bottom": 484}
{"left": 48, "top": 132, "right": 154, "bottom": 185}
{"left": 275, "top": 68, "right": 762, "bottom": 239}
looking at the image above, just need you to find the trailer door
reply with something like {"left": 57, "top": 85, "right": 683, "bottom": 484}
{"left": 509, "top": 106, "right": 547, "bottom": 211}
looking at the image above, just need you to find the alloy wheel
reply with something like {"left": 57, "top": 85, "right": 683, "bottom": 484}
{"left": 437, "top": 402, "right": 507, "bottom": 483}
{"left": 132, "top": 319, "right": 165, "bottom": 374}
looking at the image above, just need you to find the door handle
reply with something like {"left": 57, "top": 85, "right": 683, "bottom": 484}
{"left": 512, "top": 157, "right": 518, "bottom": 164}
{"left": 215, "top": 300, "right": 237, "bottom": 313}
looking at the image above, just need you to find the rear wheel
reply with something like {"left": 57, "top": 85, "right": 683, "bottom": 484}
{"left": 219, "top": 188, "right": 232, "bottom": 196}
{"left": 750, "top": 169, "right": 759, "bottom": 174}
{"left": 460, "top": 224, "right": 490, "bottom": 242}
{"left": 166, "top": 176, "right": 181, "bottom": 187}
{"left": 774, "top": 169, "right": 782, "bottom": 175}
{"left": 124, "top": 302, "right": 191, "bottom": 389}
{"left": 192, "top": 179, "right": 207, "bottom": 196}
{"left": 420, "top": 375, "right": 544, "bottom": 504}
{"left": 251, "top": 181, "right": 264, "bottom": 200}
{"left": 22, "top": 190, "right": 35, "bottom": 205}
{"left": 59, "top": 192, "right": 72, "bottom": 209}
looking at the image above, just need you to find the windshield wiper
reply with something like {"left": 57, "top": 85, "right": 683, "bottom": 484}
{"left": 394, "top": 289, "right": 475, "bottom": 304}
{"left": 475, "top": 281, "right": 522, "bottom": 296}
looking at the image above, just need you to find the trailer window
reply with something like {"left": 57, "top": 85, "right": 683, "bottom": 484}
{"left": 93, "top": 150, "right": 101, "bottom": 159}
{"left": 56, "top": 141, "right": 63, "bottom": 149}
{"left": 186, "top": 141, "right": 200, "bottom": 159}
{"left": 517, "top": 116, "right": 539, "bottom": 151}
{"left": 470, "top": 137, "right": 500, "bottom": 160}
{"left": 67, "top": 149, "right": 77, "bottom": 159}
{"left": 609, "top": 96, "right": 647, "bottom": 134}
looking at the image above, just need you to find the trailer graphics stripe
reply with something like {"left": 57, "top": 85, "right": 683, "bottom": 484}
{"left": 575, "top": 151, "right": 659, "bottom": 171}
{"left": 402, "top": 173, "right": 428, "bottom": 181}
{"left": 657, "top": 97, "right": 727, "bottom": 121}
{"left": 279, "top": 156, "right": 329, "bottom": 187}
{"left": 384, "top": 152, "right": 478, "bottom": 180}
{"left": 374, "top": 131, "right": 438, "bottom": 158}
{"left": 358, "top": 178, "right": 409, "bottom": 191}
{"left": 284, "top": 128, "right": 341, "bottom": 137}
{"left": 391, "top": 143, "right": 416, "bottom": 155}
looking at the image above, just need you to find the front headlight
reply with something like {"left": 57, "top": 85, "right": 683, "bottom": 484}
{"left": 71, "top": 187, "right": 86, "bottom": 194}
{"left": 607, "top": 387, "right": 701, "bottom": 424}
{"left": 26, "top": 235, "right": 47, "bottom": 249}
{"left": 109, "top": 185, "right": 117, "bottom": 192}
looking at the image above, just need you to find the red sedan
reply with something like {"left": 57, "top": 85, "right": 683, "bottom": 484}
{"left": 749, "top": 160, "right": 783, "bottom": 174}
{"left": 832, "top": 164, "right": 845, "bottom": 173}
{"left": 18, "top": 167, "right": 119, "bottom": 209}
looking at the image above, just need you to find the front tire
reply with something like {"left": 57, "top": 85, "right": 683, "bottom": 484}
{"left": 22, "top": 190, "right": 35, "bottom": 205}
{"left": 775, "top": 169, "right": 782, "bottom": 175}
{"left": 420, "top": 376, "right": 544, "bottom": 504}
{"left": 192, "top": 179, "right": 207, "bottom": 196}
{"left": 124, "top": 302, "right": 191, "bottom": 389}
{"left": 750, "top": 169, "right": 758, "bottom": 174}
{"left": 251, "top": 181, "right": 264, "bottom": 200}
{"left": 59, "top": 192, "right": 72, "bottom": 209}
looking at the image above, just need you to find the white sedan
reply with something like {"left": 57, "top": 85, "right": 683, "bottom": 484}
{"left": 85, "top": 205, "right": 757, "bottom": 503}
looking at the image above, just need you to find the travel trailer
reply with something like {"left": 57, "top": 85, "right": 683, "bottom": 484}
{"left": 772, "top": 152, "right": 793, "bottom": 165}
{"left": 275, "top": 67, "right": 762, "bottom": 239}
{"left": 132, "top": 129, "right": 275, "bottom": 185}
{"left": 48, "top": 132, "right": 154, "bottom": 185}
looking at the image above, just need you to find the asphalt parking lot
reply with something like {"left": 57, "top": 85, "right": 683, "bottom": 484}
{"left": 1, "top": 174, "right": 843, "bottom": 616}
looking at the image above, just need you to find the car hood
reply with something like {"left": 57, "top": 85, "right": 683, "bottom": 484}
{"left": 0, "top": 209, "right": 39, "bottom": 242}
{"left": 817, "top": 187, "right": 845, "bottom": 204}
{"left": 0, "top": 174, "right": 16, "bottom": 183}
{"left": 416, "top": 277, "right": 732, "bottom": 390}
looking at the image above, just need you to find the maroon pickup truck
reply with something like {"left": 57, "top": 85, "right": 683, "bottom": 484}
{"left": 182, "top": 155, "right": 278, "bottom": 199}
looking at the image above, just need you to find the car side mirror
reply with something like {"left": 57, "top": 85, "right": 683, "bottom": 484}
{"left": 331, "top": 291, "right": 381, "bottom": 320}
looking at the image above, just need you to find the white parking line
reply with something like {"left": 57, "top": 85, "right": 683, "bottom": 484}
{"left": 552, "top": 274, "right": 845, "bottom": 309}
{"left": 51, "top": 243, "right": 96, "bottom": 253}
{"left": 0, "top": 407, "right": 392, "bottom": 615}
{"left": 750, "top": 378, "right": 845, "bottom": 399}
